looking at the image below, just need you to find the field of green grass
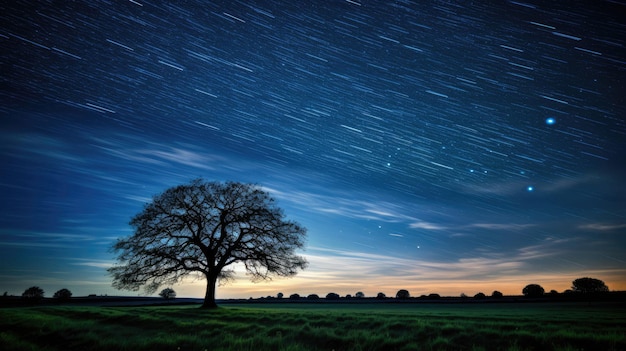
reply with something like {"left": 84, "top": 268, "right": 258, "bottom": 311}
{"left": 1, "top": 301, "right": 624, "bottom": 351}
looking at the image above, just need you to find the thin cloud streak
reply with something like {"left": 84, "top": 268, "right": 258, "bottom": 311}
{"left": 579, "top": 223, "right": 626, "bottom": 231}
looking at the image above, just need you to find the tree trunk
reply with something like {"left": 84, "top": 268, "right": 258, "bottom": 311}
{"left": 201, "top": 274, "right": 218, "bottom": 309}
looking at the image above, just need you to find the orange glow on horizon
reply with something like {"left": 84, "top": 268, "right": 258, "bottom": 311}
{"left": 173, "top": 273, "right": 626, "bottom": 299}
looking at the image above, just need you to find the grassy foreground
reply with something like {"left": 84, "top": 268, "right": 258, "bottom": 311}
{"left": 1, "top": 301, "right": 625, "bottom": 351}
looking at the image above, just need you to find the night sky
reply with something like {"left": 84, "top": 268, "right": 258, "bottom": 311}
{"left": 2, "top": 0, "right": 625, "bottom": 299}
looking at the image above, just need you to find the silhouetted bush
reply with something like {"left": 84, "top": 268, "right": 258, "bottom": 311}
{"left": 474, "top": 292, "right": 486, "bottom": 300}
{"left": 396, "top": 289, "right": 410, "bottom": 299}
{"left": 22, "top": 286, "right": 44, "bottom": 303}
{"left": 326, "top": 292, "right": 340, "bottom": 300}
{"left": 277, "top": 292, "right": 283, "bottom": 299}
{"left": 53, "top": 288, "right": 72, "bottom": 300}
{"left": 289, "top": 293, "right": 300, "bottom": 300}
{"left": 307, "top": 294, "right": 319, "bottom": 300}
{"left": 376, "top": 292, "right": 386, "bottom": 299}
{"left": 428, "top": 293, "right": 441, "bottom": 300}
{"left": 572, "top": 277, "right": 609, "bottom": 293}
{"left": 159, "top": 288, "right": 176, "bottom": 299}
{"left": 522, "top": 284, "right": 545, "bottom": 298}
{"left": 355, "top": 291, "right": 365, "bottom": 298}
{"left": 491, "top": 290, "right": 503, "bottom": 299}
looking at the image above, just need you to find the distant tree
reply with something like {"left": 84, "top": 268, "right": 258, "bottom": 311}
{"left": 396, "top": 289, "right": 410, "bottom": 299}
{"left": 345, "top": 294, "right": 352, "bottom": 299}
{"left": 2, "top": 291, "right": 8, "bottom": 298}
{"left": 548, "top": 289, "right": 559, "bottom": 297}
{"left": 572, "top": 277, "right": 609, "bottom": 293}
{"left": 307, "top": 294, "right": 319, "bottom": 300}
{"left": 326, "top": 292, "right": 340, "bottom": 300}
{"left": 108, "top": 180, "right": 308, "bottom": 309}
{"left": 22, "top": 286, "right": 44, "bottom": 302}
{"left": 53, "top": 288, "right": 72, "bottom": 300}
{"left": 428, "top": 293, "right": 441, "bottom": 300}
{"left": 277, "top": 292, "right": 284, "bottom": 299}
{"left": 460, "top": 293, "right": 468, "bottom": 299}
{"left": 474, "top": 292, "right": 486, "bottom": 300}
{"left": 522, "top": 284, "right": 545, "bottom": 298}
{"left": 376, "top": 292, "right": 386, "bottom": 299}
{"left": 159, "top": 288, "right": 176, "bottom": 299}
{"left": 289, "top": 293, "right": 300, "bottom": 300}
{"left": 355, "top": 291, "right": 365, "bottom": 298}
{"left": 491, "top": 290, "right": 503, "bottom": 299}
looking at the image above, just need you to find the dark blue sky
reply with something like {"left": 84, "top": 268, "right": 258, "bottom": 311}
{"left": 1, "top": 0, "right": 625, "bottom": 298}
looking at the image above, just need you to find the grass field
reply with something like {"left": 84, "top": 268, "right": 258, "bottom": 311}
{"left": 1, "top": 301, "right": 624, "bottom": 350}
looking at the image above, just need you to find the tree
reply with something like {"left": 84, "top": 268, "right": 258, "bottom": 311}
{"left": 376, "top": 292, "right": 386, "bottom": 299}
{"left": 396, "top": 289, "right": 410, "bottom": 299}
{"left": 326, "top": 292, "right": 340, "bottom": 300}
{"left": 491, "top": 290, "right": 503, "bottom": 299}
{"left": 474, "top": 292, "right": 486, "bottom": 300}
{"left": 277, "top": 292, "right": 284, "bottom": 299}
{"left": 289, "top": 293, "right": 300, "bottom": 300}
{"left": 307, "top": 294, "right": 319, "bottom": 300}
{"left": 22, "top": 286, "right": 44, "bottom": 302}
{"left": 355, "top": 291, "right": 365, "bottom": 298}
{"left": 53, "top": 288, "right": 72, "bottom": 300}
{"left": 522, "top": 284, "right": 545, "bottom": 298}
{"left": 159, "top": 288, "right": 176, "bottom": 299}
{"left": 108, "top": 180, "right": 308, "bottom": 309}
{"left": 572, "top": 277, "right": 609, "bottom": 293}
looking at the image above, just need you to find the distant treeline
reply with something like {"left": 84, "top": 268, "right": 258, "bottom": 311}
{"left": 2, "top": 291, "right": 625, "bottom": 308}
{"left": 3, "top": 277, "right": 621, "bottom": 308}
{"left": 235, "top": 290, "right": 626, "bottom": 304}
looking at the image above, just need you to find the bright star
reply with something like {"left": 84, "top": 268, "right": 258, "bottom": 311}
{"left": 546, "top": 117, "right": 556, "bottom": 125}
{"left": 527, "top": 186, "right": 534, "bottom": 192}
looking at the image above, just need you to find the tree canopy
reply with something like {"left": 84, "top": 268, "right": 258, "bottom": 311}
{"left": 572, "top": 277, "right": 609, "bottom": 293}
{"left": 491, "top": 290, "right": 503, "bottom": 299}
{"left": 396, "top": 289, "right": 410, "bottom": 299}
{"left": 109, "top": 179, "right": 308, "bottom": 308}
{"left": 326, "top": 292, "right": 340, "bottom": 300}
{"left": 159, "top": 288, "right": 176, "bottom": 299}
{"left": 53, "top": 288, "right": 72, "bottom": 300}
{"left": 522, "top": 284, "right": 545, "bottom": 298}
{"left": 22, "top": 286, "right": 44, "bottom": 302}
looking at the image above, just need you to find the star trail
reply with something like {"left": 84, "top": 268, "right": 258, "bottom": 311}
{"left": 1, "top": 0, "right": 625, "bottom": 298}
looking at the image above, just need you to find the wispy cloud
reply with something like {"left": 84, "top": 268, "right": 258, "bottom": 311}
{"left": 0, "top": 230, "right": 101, "bottom": 249}
{"left": 409, "top": 221, "right": 447, "bottom": 230}
{"left": 579, "top": 223, "right": 626, "bottom": 231}
{"left": 72, "top": 259, "right": 115, "bottom": 269}
{"left": 142, "top": 147, "right": 220, "bottom": 170}
{"left": 459, "top": 174, "right": 597, "bottom": 196}
{"left": 467, "top": 223, "right": 535, "bottom": 230}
